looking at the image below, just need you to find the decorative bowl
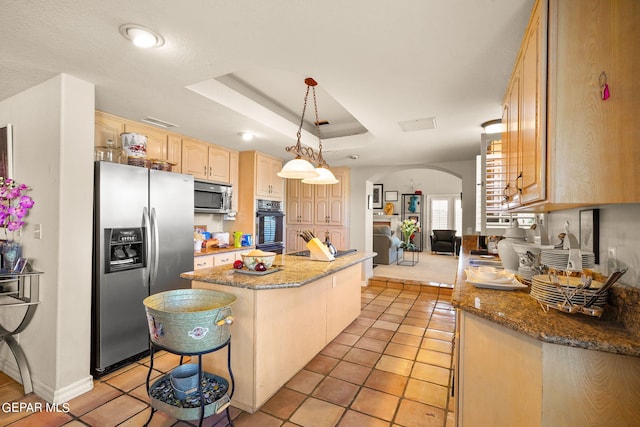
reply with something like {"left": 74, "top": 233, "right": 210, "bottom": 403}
{"left": 241, "top": 251, "right": 276, "bottom": 270}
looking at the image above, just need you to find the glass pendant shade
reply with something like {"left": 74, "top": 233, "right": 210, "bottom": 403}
{"left": 277, "top": 158, "right": 320, "bottom": 179}
{"left": 302, "top": 167, "right": 339, "bottom": 184}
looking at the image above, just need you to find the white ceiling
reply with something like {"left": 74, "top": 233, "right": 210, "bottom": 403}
{"left": 0, "top": 0, "right": 533, "bottom": 167}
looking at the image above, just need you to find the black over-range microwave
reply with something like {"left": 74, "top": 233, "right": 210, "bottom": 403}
{"left": 194, "top": 180, "right": 232, "bottom": 213}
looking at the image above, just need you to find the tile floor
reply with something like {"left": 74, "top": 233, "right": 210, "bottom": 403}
{"left": 0, "top": 284, "right": 456, "bottom": 427}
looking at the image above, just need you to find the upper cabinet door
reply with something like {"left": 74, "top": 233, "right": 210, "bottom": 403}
{"left": 208, "top": 146, "right": 230, "bottom": 184}
{"left": 95, "top": 111, "right": 124, "bottom": 147}
{"left": 181, "top": 138, "right": 208, "bottom": 180}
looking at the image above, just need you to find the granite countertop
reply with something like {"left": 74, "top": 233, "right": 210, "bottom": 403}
{"left": 452, "top": 250, "right": 640, "bottom": 358}
{"left": 194, "top": 246, "right": 254, "bottom": 257}
{"left": 182, "top": 251, "right": 375, "bottom": 290}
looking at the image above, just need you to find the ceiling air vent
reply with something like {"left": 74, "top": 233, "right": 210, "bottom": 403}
{"left": 142, "top": 116, "right": 178, "bottom": 128}
{"left": 398, "top": 117, "right": 438, "bottom": 132}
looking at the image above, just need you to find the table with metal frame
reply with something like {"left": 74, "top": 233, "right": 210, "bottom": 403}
{"left": 0, "top": 271, "right": 42, "bottom": 394}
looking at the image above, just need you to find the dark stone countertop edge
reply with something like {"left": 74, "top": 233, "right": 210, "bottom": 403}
{"left": 182, "top": 252, "right": 376, "bottom": 290}
{"left": 452, "top": 250, "right": 640, "bottom": 358}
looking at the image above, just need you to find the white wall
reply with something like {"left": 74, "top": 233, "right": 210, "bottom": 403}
{"left": 547, "top": 204, "right": 640, "bottom": 288}
{"left": 348, "top": 159, "right": 475, "bottom": 255}
{"left": 0, "top": 74, "right": 94, "bottom": 402}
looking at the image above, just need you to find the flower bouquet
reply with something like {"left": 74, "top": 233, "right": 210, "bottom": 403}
{"left": 0, "top": 178, "right": 35, "bottom": 270}
{"left": 400, "top": 218, "right": 420, "bottom": 250}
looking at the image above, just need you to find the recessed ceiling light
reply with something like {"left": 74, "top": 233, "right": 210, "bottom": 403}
{"left": 347, "top": 154, "right": 360, "bottom": 160}
{"left": 238, "top": 131, "right": 254, "bottom": 141}
{"left": 119, "top": 24, "right": 164, "bottom": 48}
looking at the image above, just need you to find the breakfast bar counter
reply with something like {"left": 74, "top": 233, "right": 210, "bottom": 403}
{"left": 452, "top": 249, "right": 640, "bottom": 426}
{"left": 181, "top": 251, "right": 375, "bottom": 413}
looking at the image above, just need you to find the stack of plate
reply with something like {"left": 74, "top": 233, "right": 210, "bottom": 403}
{"left": 529, "top": 274, "right": 607, "bottom": 310}
{"left": 540, "top": 249, "right": 596, "bottom": 271}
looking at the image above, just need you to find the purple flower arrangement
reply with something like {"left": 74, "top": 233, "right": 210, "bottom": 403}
{"left": 0, "top": 178, "right": 35, "bottom": 233}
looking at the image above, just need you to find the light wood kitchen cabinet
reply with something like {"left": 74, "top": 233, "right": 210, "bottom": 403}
{"left": 284, "top": 167, "right": 350, "bottom": 253}
{"left": 286, "top": 179, "right": 314, "bottom": 225}
{"left": 229, "top": 151, "right": 239, "bottom": 212}
{"left": 166, "top": 134, "right": 182, "bottom": 172}
{"left": 455, "top": 310, "right": 640, "bottom": 426}
{"left": 95, "top": 111, "right": 124, "bottom": 146}
{"left": 182, "top": 138, "right": 232, "bottom": 183}
{"left": 501, "top": 0, "right": 545, "bottom": 209}
{"left": 314, "top": 167, "right": 348, "bottom": 226}
{"left": 501, "top": 0, "right": 640, "bottom": 212}
{"left": 255, "top": 153, "right": 283, "bottom": 200}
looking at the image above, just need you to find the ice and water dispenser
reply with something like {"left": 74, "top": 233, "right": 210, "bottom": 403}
{"left": 104, "top": 228, "right": 146, "bottom": 273}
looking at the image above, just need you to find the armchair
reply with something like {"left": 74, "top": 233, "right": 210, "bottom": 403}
{"left": 372, "top": 225, "right": 403, "bottom": 265}
{"left": 430, "top": 229, "right": 460, "bottom": 256}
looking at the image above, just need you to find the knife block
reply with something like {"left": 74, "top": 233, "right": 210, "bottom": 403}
{"left": 306, "top": 238, "right": 335, "bottom": 262}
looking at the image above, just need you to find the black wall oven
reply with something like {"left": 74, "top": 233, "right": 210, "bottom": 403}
{"left": 255, "top": 199, "right": 285, "bottom": 254}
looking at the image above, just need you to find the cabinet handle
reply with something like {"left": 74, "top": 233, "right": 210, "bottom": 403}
{"left": 209, "top": 166, "right": 213, "bottom": 176}
{"left": 203, "top": 166, "right": 207, "bottom": 176}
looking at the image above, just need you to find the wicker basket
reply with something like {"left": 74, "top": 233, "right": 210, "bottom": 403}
{"left": 143, "top": 289, "right": 236, "bottom": 353}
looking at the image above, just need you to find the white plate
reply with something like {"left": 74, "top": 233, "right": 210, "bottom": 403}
{"left": 466, "top": 278, "right": 529, "bottom": 290}
{"left": 466, "top": 268, "right": 514, "bottom": 284}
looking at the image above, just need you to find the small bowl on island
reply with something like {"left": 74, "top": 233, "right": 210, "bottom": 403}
{"left": 241, "top": 250, "right": 276, "bottom": 271}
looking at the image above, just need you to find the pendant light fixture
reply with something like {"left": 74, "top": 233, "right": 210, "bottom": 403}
{"left": 277, "top": 78, "right": 338, "bottom": 184}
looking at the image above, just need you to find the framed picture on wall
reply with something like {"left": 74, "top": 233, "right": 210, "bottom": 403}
{"left": 385, "top": 191, "right": 398, "bottom": 202}
{"left": 579, "top": 209, "right": 599, "bottom": 264}
{"left": 0, "top": 124, "right": 13, "bottom": 179}
{"left": 372, "top": 184, "right": 383, "bottom": 209}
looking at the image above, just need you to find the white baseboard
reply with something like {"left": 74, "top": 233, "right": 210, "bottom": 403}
{"left": 0, "top": 355, "right": 93, "bottom": 404}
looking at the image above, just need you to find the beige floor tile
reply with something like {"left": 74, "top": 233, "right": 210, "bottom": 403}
{"left": 330, "top": 361, "right": 372, "bottom": 385}
{"left": 234, "top": 409, "right": 284, "bottom": 427}
{"left": 421, "top": 337, "right": 453, "bottom": 354}
{"left": 354, "top": 336, "right": 388, "bottom": 353}
{"left": 290, "top": 397, "right": 345, "bottom": 427}
{"left": 312, "top": 376, "right": 359, "bottom": 407}
{"left": 416, "top": 349, "right": 452, "bottom": 369}
{"left": 372, "top": 319, "right": 400, "bottom": 332}
{"left": 390, "top": 302, "right": 413, "bottom": 310}
{"left": 0, "top": 393, "right": 48, "bottom": 425}
{"left": 404, "top": 378, "right": 449, "bottom": 409}
{"left": 305, "top": 354, "right": 340, "bottom": 375}
{"left": 353, "top": 317, "right": 377, "bottom": 327}
{"left": 351, "top": 387, "right": 399, "bottom": 422}
{"left": 385, "top": 307, "right": 409, "bottom": 316}
{"left": 397, "top": 324, "right": 426, "bottom": 337}
{"left": 80, "top": 394, "right": 147, "bottom": 426}
{"left": 395, "top": 398, "right": 446, "bottom": 427}
{"left": 68, "top": 381, "right": 122, "bottom": 416}
{"left": 338, "top": 409, "right": 390, "bottom": 427}
{"left": 425, "top": 329, "right": 455, "bottom": 342}
{"left": 363, "top": 327, "right": 395, "bottom": 342}
{"left": 384, "top": 342, "right": 419, "bottom": 360}
{"left": 379, "top": 313, "right": 405, "bottom": 323}
{"left": 361, "top": 309, "right": 384, "bottom": 319}
{"left": 285, "top": 369, "right": 324, "bottom": 394}
{"left": 343, "top": 323, "right": 369, "bottom": 335}
{"left": 0, "top": 382, "right": 27, "bottom": 406}
{"left": 106, "top": 364, "right": 162, "bottom": 392}
{"left": 144, "top": 352, "right": 186, "bottom": 373}
{"left": 406, "top": 309, "right": 431, "bottom": 319}
{"left": 320, "top": 341, "right": 352, "bottom": 358}
{"left": 343, "top": 347, "right": 381, "bottom": 367}
{"left": 8, "top": 409, "right": 73, "bottom": 426}
{"left": 401, "top": 316, "right": 429, "bottom": 328}
{"left": 261, "top": 387, "right": 307, "bottom": 419}
{"left": 391, "top": 332, "right": 422, "bottom": 347}
{"left": 375, "top": 355, "right": 414, "bottom": 377}
{"left": 411, "top": 362, "right": 451, "bottom": 386}
{"left": 333, "top": 332, "right": 361, "bottom": 346}
{"left": 364, "top": 369, "right": 409, "bottom": 397}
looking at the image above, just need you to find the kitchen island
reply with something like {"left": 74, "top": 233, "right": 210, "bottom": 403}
{"left": 452, "top": 248, "right": 640, "bottom": 426}
{"left": 181, "top": 251, "right": 375, "bottom": 413}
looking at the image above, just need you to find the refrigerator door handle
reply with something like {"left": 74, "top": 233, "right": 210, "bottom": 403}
{"left": 150, "top": 207, "right": 160, "bottom": 285}
{"left": 142, "top": 207, "right": 151, "bottom": 286}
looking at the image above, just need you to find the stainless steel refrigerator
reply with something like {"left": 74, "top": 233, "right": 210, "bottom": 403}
{"left": 91, "top": 161, "right": 194, "bottom": 376}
